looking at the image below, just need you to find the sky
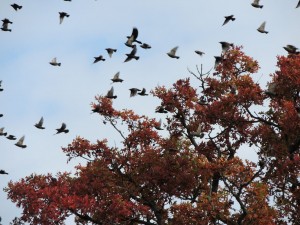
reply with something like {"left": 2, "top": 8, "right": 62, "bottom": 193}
{"left": 0, "top": 0, "right": 299, "bottom": 224}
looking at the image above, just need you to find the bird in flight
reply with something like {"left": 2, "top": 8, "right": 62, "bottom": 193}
{"left": 15, "top": 136, "right": 27, "bottom": 148}
{"left": 105, "top": 87, "right": 117, "bottom": 99}
{"left": 0, "top": 127, "right": 7, "bottom": 136}
{"left": 129, "top": 88, "right": 141, "bottom": 97}
{"left": 34, "top": 117, "right": 45, "bottom": 129}
{"left": 0, "top": 170, "right": 8, "bottom": 175}
{"left": 1, "top": 19, "right": 12, "bottom": 32}
{"left": 195, "top": 50, "right": 205, "bottom": 56}
{"left": 283, "top": 45, "right": 299, "bottom": 54}
{"left": 138, "top": 88, "right": 148, "bottom": 96}
{"left": 222, "top": 15, "right": 235, "bottom": 26}
{"left": 140, "top": 43, "right": 151, "bottom": 49}
{"left": 0, "top": 80, "right": 3, "bottom": 91}
{"left": 6, "top": 135, "right": 17, "bottom": 140}
{"left": 55, "top": 123, "right": 69, "bottom": 135}
{"left": 49, "top": 57, "right": 61, "bottom": 66}
{"left": 105, "top": 48, "right": 117, "bottom": 58}
{"left": 124, "top": 45, "right": 139, "bottom": 62}
{"left": 59, "top": 12, "right": 70, "bottom": 24}
{"left": 214, "top": 56, "right": 223, "bottom": 69}
{"left": 219, "top": 41, "right": 234, "bottom": 54}
{"left": 11, "top": 3, "right": 22, "bottom": 11}
{"left": 257, "top": 21, "right": 268, "bottom": 33}
{"left": 111, "top": 72, "right": 123, "bottom": 83}
{"left": 251, "top": 0, "right": 263, "bottom": 8}
{"left": 296, "top": 0, "right": 300, "bottom": 8}
{"left": 93, "top": 55, "right": 105, "bottom": 63}
{"left": 167, "top": 46, "right": 180, "bottom": 59}
{"left": 125, "top": 27, "right": 142, "bottom": 47}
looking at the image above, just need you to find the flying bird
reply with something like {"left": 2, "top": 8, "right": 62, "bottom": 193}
{"left": 0, "top": 114, "right": 3, "bottom": 117}
{"left": 190, "top": 124, "right": 204, "bottom": 138}
{"left": 124, "top": 45, "right": 139, "bottom": 62}
{"left": 1, "top": 19, "right": 12, "bottom": 32}
{"left": 0, "top": 80, "right": 3, "bottom": 91}
{"left": 129, "top": 88, "right": 141, "bottom": 97}
{"left": 91, "top": 104, "right": 102, "bottom": 114}
{"left": 93, "top": 55, "right": 105, "bottom": 63}
{"left": 167, "top": 46, "right": 179, "bottom": 59}
{"left": 49, "top": 57, "right": 61, "bottom": 66}
{"left": 257, "top": 21, "right": 268, "bottom": 33}
{"left": 105, "top": 48, "right": 117, "bottom": 58}
{"left": 140, "top": 43, "right": 151, "bottom": 49}
{"left": 251, "top": 0, "right": 263, "bottom": 8}
{"left": 64, "top": 0, "right": 72, "bottom": 1}
{"left": 0, "top": 127, "right": 7, "bottom": 136}
{"left": 125, "top": 27, "right": 142, "bottom": 47}
{"left": 15, "top": 136, "right": 27, "bottom": 148}
{"left": 155, "top": 119, "right": 163, "bottom": 130}
{"left": 59, "top": 12, "right": 70, "bottom": 24}
{"left": 214, "top": 56, "right": 223, "bottom": 69}
{"left": 2, "top": 18, "right": 13, "bottom": 24}
{"left": 283, "top": 45, "right": 299, "bottom": 54}
{"left": 138, "top": 88, "right": 148, "bottom": 96}
{"left": 34, "top": 117, "right": 45, "bottom": 129}
{"left": 155, "top": 106, "right": 168, "bottom": 114}
{"left": 195, "top": 50, "right": 205, "bottom": 56}
{"left": 222, "top": 15, "right": 235, "bottom": 26}
{"left": 6, "top": 135, "right": 17, "bottom": 140}
{"left": 0, "top": 170, "right": 8, "bottom": 175}
{"left": 296, "top": 0, "right": 300, "bottom": 8}
{"left": 11, "top": 3, "right": 22, "bottom": 11}
{"left": 55, "top": 123, "right": 69, "bottom": 134}
{"left": 105, "top": 87, "right": 117, "bottom": 99}
{"left": 111, "top": 72, "right": 123, "bottom": 83}
{"left": 220, "top": 42, "right": 234, "bottom": 54}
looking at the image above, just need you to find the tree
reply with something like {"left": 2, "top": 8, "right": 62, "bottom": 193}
{"left": 4, "top": 47, "right": 300, "bottom": 224}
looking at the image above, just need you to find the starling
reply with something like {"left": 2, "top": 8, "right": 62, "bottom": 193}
{"left": 283, "top": 45, "right": 299, "bottom": 54}
{"left": 251, "top": 0, "right": 263, "bottom": 8}
{"left": 214, "top": 56, "right": 223, "bottom": 69}
{"left": 138, "top": 88, "right": 148, "bottom": 96}
{"left": 59, "top": 12, "right": 70, "bottom": 24}
{"left": 167, "top": 46, "right": 179, "bottom": 59}
{"left": 15, "top": 136, "right": 27, "bottom": 148}
{"left": 91, "top": 104, "right": 102, "bottom": 113}
{"left": 129, "top": 88, "right": 141, "bottom": 97}
{"left": 34, "top": 117, "right": 45, "bottom": 129}
{"left": 49, "top": 57, "right": 61, "bottom": 66}
{"left": 125, "top": 27, "right": 142, "bottom": 47}
{"left": 0, "top": 127, "right": 7, "bottom": 136}
{"left": 195, "top": 50, "right": 205, "bottom": 56}
{"left": 0, "top": 80, "right": 3, "bottom": 91}
{"left": 265, "top": 83, "right": 276, "bottom": 96}
{"left": 11, "top": 3, "right": 22, "bottom": 11}
{"left": 105, "top": 87, "right": 117, "bottom": 99}
{"left": 64, "top": 0, "right": 72, "bottom": 1}
{"left": 140, "top": 43, "right": 151, "bottom": 49}
{"left": 155, "top": 106, "right": 168, "bottom": 113}
{"left": 257, "top": 21, "right": 268, "bottom": 34}
{"left": 219, "top": 42, "right": 234, "bottom": 54}
{"left": 55, "top": 123, "right": 69, "bottom": 134}
{"left": 190, "top": 124, "right": 204, "bottom": 138}
{"left": 93, "top": 55, "right": 105, "bottom": 63}
{"left": 0, "top": 114, "right": 3, "bottom": 117}
{"left": 1, "top": 19, "right": 12, "bottom": 32}
{"left": 222, "top": 15, "right": 235, "bottom": 26}
{"left": 154, "top": 119, "right": 163, "bottom": 130}
{"left": 105, "top": 48, "right": 117, "bottom": 58}
{"left": 0, "top": 170, "right": 8, "bottom": 175}
{"left": 124, "top": 45, "right": 139, "bottom": 62}
{"left": 2, "top": 18, "right": 13, "bottom": 24}
{"left": 6, "top": 135, "right": 16, "bottom": 140}
{"left": 198, "top": 96, "right": 208, "bottom": 105}
{"left": 111, "top": 72, "right": 123, "bottom": 83}
{"left": 296, "top": 0, "right": 300, "bottom": 8}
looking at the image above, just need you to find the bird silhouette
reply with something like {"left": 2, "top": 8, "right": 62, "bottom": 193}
{"left": 129, "top": 88, "right": 141, "bottom": 97}
{"left": 296, "top": 0, "right": 300, "bottom": 8}
{"left": 111, "top": 72, "right": 123, "bottom": 83}
{"left": 257, "top": 21, "right": 268, "bottom": 33}
{"left": 265, "top": 83, "right": 276, "bottom": 96}
{"left": 55, "top": 123, "right": 69, "bottom": 135}
{"left": 125, "top": 27, "right": 142, "bottom": 47}
{"left": 251, "top": 0, "right": 263, "bottom": 8}
{"left": 283, "top": 45, "right": 299, "bottom": 54}
{"left": 1, "top": 19, "right": 12, "bottom": 32}
{"left": 105, "top": 48, "right": 117, "bottom": 58}
{"left": 222, "top": 15, "right": 235, "bottom": 26}
{"left": 124, "top": 45, "right": 139, "bottom": 62}
{"left": 198, "top": 96, "right": 208, "bottom": 105}
{"left": 6, "top": 135, "right": 17, "bottom": 140}
{"left": 11, "top": 3, "right": 22, "bottom": 11}
{"left": 105, "top": 87, "right": 117, "bottom": 99}
{"left": 190, "top": 124, "right": 204, "bottom": 138}
{"left": 15, "top": 136, "right": 27, "bottom": 148}
{"left": 155, "top": 106, "right": 168, "bottom": 113}
{"left": 91, "top": 104, "right": 102, "bottom": 114}
{"left": 214, "top": 56, "right": 223, "bottom": 69}
{"left": 34, "top": 117, "right": 45, "bottom": 129}
{"left": 49, "top": 57, "right": 61, "bottom": 66}
{"left": 220, "top": 42, "right": 234, "bottom": 54}
{"left": 93, "top": 55, "right": 105, "bottom": 63}
{"left": 0, "top": 114, "right": 3, "bottom": 117}
{"left": 0, "top": 127, "right": 7, "bottom": 136}
{"left": 0, "top": 80, "right": 3, "bottom": 91}
{"left": 195, "top": 50, "right": 205, "bottom": 56}
{"left": 138, "top": 88, "right": 148, "bottom": 96}
{"left": 64, "top": 0, "right": 72, "bottom": 1}
{"left": 0, "top": 170, "right": 8, "bottom": 175}
{"left": 155, "top": 119, "right": 163, "bottom": 130}
{"left": 140, "top": 43, "right": 151, "bottom": 49}
{"left": 167, "top": 46, "right": 179, "bottom": 59}
{"left": 59, "top": 12, "right": 70, "bottom": 24}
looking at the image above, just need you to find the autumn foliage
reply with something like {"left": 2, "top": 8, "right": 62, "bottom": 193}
{"left": 5, "top": 47, "right": 300, "bottom": 224}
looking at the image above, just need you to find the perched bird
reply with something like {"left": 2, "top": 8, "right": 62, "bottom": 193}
{"left": 125, "top": 27, "right": 142, "bottom": 47}
{"left": 59, "top": 12, "right": 70, "bottom": 24}
{"left": 214, "top": 56, "right": 223, "bottom": 69}
{"left": 195, "top": 50, "right": 205, "bottom": 56}
{"left": 138, "top": 88, "right": 148, "bottom": 96}
{"left": 190, "top": 124, "right": 204, "bottom": 138}
{"left": 140, "top": 43, "right": 151, "bottom": 49}
{"left": 0, "top": 170, "right": 8, "bottom": 175}
{"left": 49, "top": 57, "right": 61, "bottom": 66}
{"left": 111, "top": 72, "right": 123, "bottom": 83}
{"left": 124, "top": 45, "right": 139, "bottom": 62}
{"left": 55, "top": 123, "right": 69, "bottom": 134}
{"left": 222, "top": 15, "right": 235, "bottom": 26}
{"left": 154, "top": 119, "right": 163, "bottom": 130}
{"left": 15, "top": 136, "right": 27, "bottom": 148}
{"left": 296, "top": 0, "right": 300, "bottom": 8}
{"left": 1, "top": 19, "right": 12, "bottom": 32}
{"left": 6, "top": 135, "right": 16, "bottom": 140}
{"left": 0, "top": 127, "right": 7, "bottom": 136}
{"left": 93, "top": 55, "right": 105, "bottom": 63}
{"left": 105, "top": 48, "right": 117, "bottom": 58}
{"left": 105, "top": 87, "right": 117, "bottom": 99}
{"left": 11, "top": 3, "right": 22, "bottom": 11}
{"left": 155, "top": 106, "right": 168, "bottom": 113}
{"left": 251, "top": 0, "right": 263, "bottom": 8}
{"left": 167, "top": 46, "right": 179, "bottom": 59}
{"left": 257, "top": 21, "right": 268, "bottom": 34}
{"left": 198, "top": 96, "right": 208, "bottom": 105}
{"left": 129, "top": 88, "right": 141, "bottom": 97}
{"left": 265, "top": 83, "right": 276, "bottom": 96}
{"left": 220, "top": 42, "right": 234, "bottom": 54}
{"left": 34, "top": 117, "right": 45, "bottom": 129}
{"left": 283, "top": 45, "right": 299, "bottom": 54}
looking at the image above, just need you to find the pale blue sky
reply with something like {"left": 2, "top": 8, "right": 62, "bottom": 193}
{"left": 0, "top": 0, "right": 299, "bottom": 224}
